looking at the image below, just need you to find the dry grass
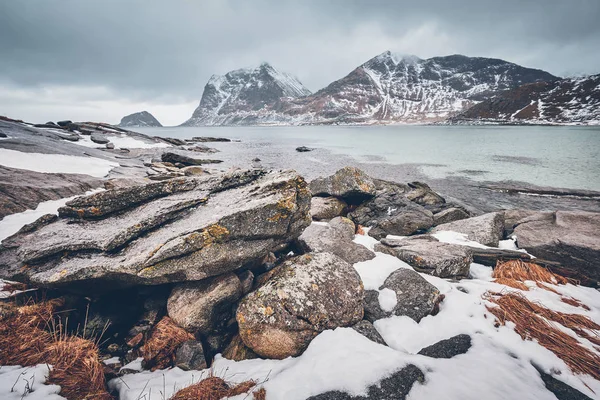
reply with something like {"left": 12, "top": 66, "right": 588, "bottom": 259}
{"left": 140, "top": 316, "right": 194, "bottom": 371}
{"left": 561, "top": 297, "right": 591, "bottom": 311}
{"left": 484, "top": 291, "right": 600, "bottom": 380}
{"left": 356, "top": 225, "right": 366, "bottom": 235}
{"left": 493, "top": 277, "right": 529, "bottom": 291}
{"left": 0, "top": 298, "right": 112, "bottom": 400}
{"left": 169, "top": 376, "right": 259, "bottom": 400}
{"left": 253, "top": 387, "right": 267, "bottom": 400}
{"left": 0, "top": 280, "right": 29, "bottom": 293}
{"left": 493, "top": 260, "right": 568, "bottom": 286}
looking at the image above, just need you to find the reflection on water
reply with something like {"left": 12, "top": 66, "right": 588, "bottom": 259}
{"left": 139, "top": 124, "right": 600, "bottom": 192}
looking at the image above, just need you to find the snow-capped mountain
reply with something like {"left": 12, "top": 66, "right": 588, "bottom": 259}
{"left": 182, "top": 63, "right": 311, "bottom": 126}
{"left": 119, "top": 111, "right": 162, "bottom": 127}
{"left": 450, "top": 74, "right": 600, "bottom": 125}
{"left": 183, "top": 52, "right": 556, "bottom": 126}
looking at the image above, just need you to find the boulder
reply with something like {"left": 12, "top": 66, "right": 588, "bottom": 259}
{"left": 363, "top": 268, "right": 442, "bottom": 323}
{"left": 0, "top": 131, "right": 6, "bottom": 138}
{"left": 167, "top": 273, "right": 242, "bottom": 335}
{"left": 352, "top": 320, "right": 387, "bottom": 346}
{"left": 181, "top": 166, "right": 205, "bottom": 176}
{"left": 417, "top": 334, "right": 472, "bottom": 358}
{"left": 57, "top": 120, "right": 73, "bottom": 127}
{"left": 310, "top": 167, "right": 376, "bottom": 203}
{"left": 222, "top": 334, "right": 259, "bottom": 361}
{"left": 349, "top": 193, "right": 434, "bottom": 240}
{"left": 534, "top": 364, "right": 594, "bottom": 400}
{"left": 236, "top": 270, "right": 254, "bottom": 295}
{"left": 432, "top": 212, "right": 505, "bottom": 247}
{"left": 375, "top": 235, "right": 472, "bottom": 278}
{"left": 187, "top": 145, "right": 219, "bottom": 153}
{"left": 296, "top": 146, "right": 313, "bottom": 152}
{"left": 175, "top": 340, "right": 207, "bottom": 371}
{"left": 513, "top": 211, "right": 600, "bottom": 284}
{"left": 91, "top": 133, "right": 110, "bottom": 144}
{"left": 161, "top": 151, "right": 223, "bottom": 166}
{"left": 406, "top": 182, "right": 445, "bottom": 206}
{"left": 433, "top": 207, "right": 469, "bottom": 226}
{"left": 311, "top": 196, "right": 347, "bottom": 221}
{"left": 297, "top": 218, "right": 375, "bottom": 264}
{"left": 0, "top": 170, "right": 311, "bottom": 290}
{"left": 307, "top": 364, "right": 424, "bottom": 400}
{"left": 106, "top": 142, "right": 115, "bottom": 149}
{"left": 236, "top": 253, "right": 364, "bottom": 359}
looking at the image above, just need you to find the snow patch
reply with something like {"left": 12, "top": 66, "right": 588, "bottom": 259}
{"left": 0, "top": 149, "right": 118, "bottom": 177}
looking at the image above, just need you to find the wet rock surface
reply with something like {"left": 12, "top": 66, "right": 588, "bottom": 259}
{"left": 297, "top": 217, "right": 375, "bottom": 264}
{"left": 432, "top": 211, "right": 505, "bottom": 246}
{"left": 417, "top": 334, "right": 472, "bottom": 358}
{"left": 236, "top": 252, "right": 364, "bottom": 359}
{"left": 0, "top": 169, "right": 311, "bottom": 291}
{"left": 514, "top": 211, "right": 600, "bottom": 284}
{"left": 376, "top": 235, "right": 472, "bottom": 278}
{"left": 364, "top": 268, "right": 442, "bottom": 322}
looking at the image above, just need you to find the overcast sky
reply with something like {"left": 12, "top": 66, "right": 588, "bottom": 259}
{"left": 1, "top": 0, "right": 599, "bottom": 126}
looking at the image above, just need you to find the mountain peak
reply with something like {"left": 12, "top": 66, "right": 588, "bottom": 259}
{"left": 119, "top": 111, "right": 162, "bottom": 128}
{"left": 371, "top": 51, "right": 422, "bottom": 66}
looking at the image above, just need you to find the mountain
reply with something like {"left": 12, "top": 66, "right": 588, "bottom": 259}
{"left": 182, "top": 63, "right": 312, "bottom": 126}
{"left": 183, "top": 52, "right": 556, "bottom": 126}
{"left": 119, "top": 111, "right": 162, "bottom": 127}
{"left": 450, "top": 74, "right": 600, "bottom": 125}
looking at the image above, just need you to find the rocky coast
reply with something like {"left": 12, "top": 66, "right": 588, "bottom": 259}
{"left": 0, "top": 117, "right": 599, "bottom": 400}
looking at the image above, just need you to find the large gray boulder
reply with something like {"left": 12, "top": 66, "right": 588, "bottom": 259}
{"left": 90, "top": 132, "right": 110, "bottom": 144}
{"left": 513, "top": 211, "right": 600, "bottom": 283}
{"left": 0, "top": 169, "right": 311, "bottom": 291}
{"left": 310, "top": 167, "right": 376, "bottom": 203}
{"left": 364, "top": 268, "right": 442, "bottom": 322}
{"left": 417, "top": 334, "right": 472, "bottom": 358}
{"left": 406, "top": 182, "right": 445, "bottom": 206}
{"left": 433, "top": 207, "right": 470, "bottom": 226}
{"left": 375, "top": 235, "right": 472, "bottom": 278}
{"left": 432, "top": 212, "right": 505, "bottom": 247}
{"left": 503, "top": 209, "right": 538, "bottom": 235}
{"left": 167, "top": 273, "right": 242, "bottom": 335}
{"left": 310, "top": 196, "right": 347, "bottom": 221}
{"left": 349, "top": 192, "right": 434, "bottom": 240}
{"left": 297, "top": 217, "right": 375, "bottom": 264}
{"left": 236, "top": 253, "right": 364, "bottom": 359}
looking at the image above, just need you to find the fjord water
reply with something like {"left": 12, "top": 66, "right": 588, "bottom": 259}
{"left": 141, "top": 125, "right": 600, "bottom": 191}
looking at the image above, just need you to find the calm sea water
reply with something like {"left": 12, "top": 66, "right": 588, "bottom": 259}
{"left": 140, "top": 125, "right": 600, "bottom": 192}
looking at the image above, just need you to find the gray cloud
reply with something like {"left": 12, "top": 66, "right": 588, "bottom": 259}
{"left": 1, "top": 0, "right": 599, "bottom": 124}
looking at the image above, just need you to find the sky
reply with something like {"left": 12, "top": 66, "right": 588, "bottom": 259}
{"left": 1, "top": 0, "right": 599, "bottom": 126}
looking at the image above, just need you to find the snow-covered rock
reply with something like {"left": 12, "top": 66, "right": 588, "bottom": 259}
{"left": 119, "top": 111, "right": 162, "bottom": 127}
{"left": 452, "top": 74, "right": 600, "bottom": 125}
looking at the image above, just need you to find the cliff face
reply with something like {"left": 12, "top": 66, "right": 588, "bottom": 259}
{"left": 451, "top": 75, "right": 600, "bottom": 125}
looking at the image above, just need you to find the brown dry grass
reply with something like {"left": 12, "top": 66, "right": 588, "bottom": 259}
{"left": 169, "top": 376, "right": 259, "bottom": 400}
{"left": 356, "top": 225, "right": 366, "bottom": 235}
{"left": 493, "top": 277, "right": 529, "bottom": 291}
{"left": 493, "top": 260, "right": 568, "bottom": 286}
{"left": 0, "top": 280, "right": 28, "bottom": 293}
{"left": 140, "top": 316, "right": 194, "bottom": 371}
{"left": 0, "top": 298, "right": 112, "bottom": 400}
{"left": 484, "top": 291, "right": 600, "bottom": 380}
{"left": 561, "top": 297, "right": 591, "bottom": 311}
{"left": 253, "top": 387, "right": 267, "bottom": 400}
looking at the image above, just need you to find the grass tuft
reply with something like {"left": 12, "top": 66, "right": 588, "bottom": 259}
{"left": 169, "top": 375, "right": 259, "bottom": 400}
{"left": 140, "top": 316, "right": 194, "bottom": 371}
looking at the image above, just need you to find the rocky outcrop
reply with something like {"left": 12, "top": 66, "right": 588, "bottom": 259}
{"left": 167, "top": 273, "right": 242, "bottom": 335}
{"left": 376, "top": 235, "right": 472, "bottom": 278}
{"left": 310, "top": 196, "right": 347, "bottom": 221}
{"left": 349, "top": 194, "right": 434, "bottom": 240}
{"left": 433, "top": 207, "right": 470, "bottom": 226}
{"left": 0, "top": 169, "right": 311, "bottom": 291}
{"left": 119, "top": 111, "right": 163, "bottom": 128}
{"left": 432, "top": 212, "right": 505, "bottom": 247}
{"left": 307, "top": 364, "right": 424, "bottom": 400}
{"left": 297, "top": 218, "right": 375, "bottom": 264}
{"left": 0, "top": 165, "right": 101, "bottom": 219}
{"left": 236, "top": 253, "right": 364, "bottom": 359}
{"left": 364, "top": 268, "right": 442, "bottom": 322}
{"left": 513, "top": 211, "right": 600, "bottom": 284}
{"left": 451, "top": 74, "right": 600, "bottom": 125}
{"left": 310, "top": 167, "right": 376, "bottom": 203}
{"left": 406, "top": 182, "right": 445, "bottom": 206}
{"left": 175, "top": 340, "right": 207, "bottom": 371}
{"left": 417, "top": 334, "right": 472, "bottom": 358}
{"left": 161, "top": 152, "right": 223, "bottom": 166}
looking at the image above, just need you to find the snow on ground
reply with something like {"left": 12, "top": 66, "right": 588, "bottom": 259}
{"left": 77, "top": 134, "right": 170, "bottom": 149}
{"left": 109, "top": 230, "right": 600, "bottom": 400}
{"left": 0, "top": 148, "right": 118, "bottom": 177}
{"left": 0, "top": 365, "right": 65, "bottom": 400}
{"left": 0, "top": 188, "right": 104, "bottom": 242}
